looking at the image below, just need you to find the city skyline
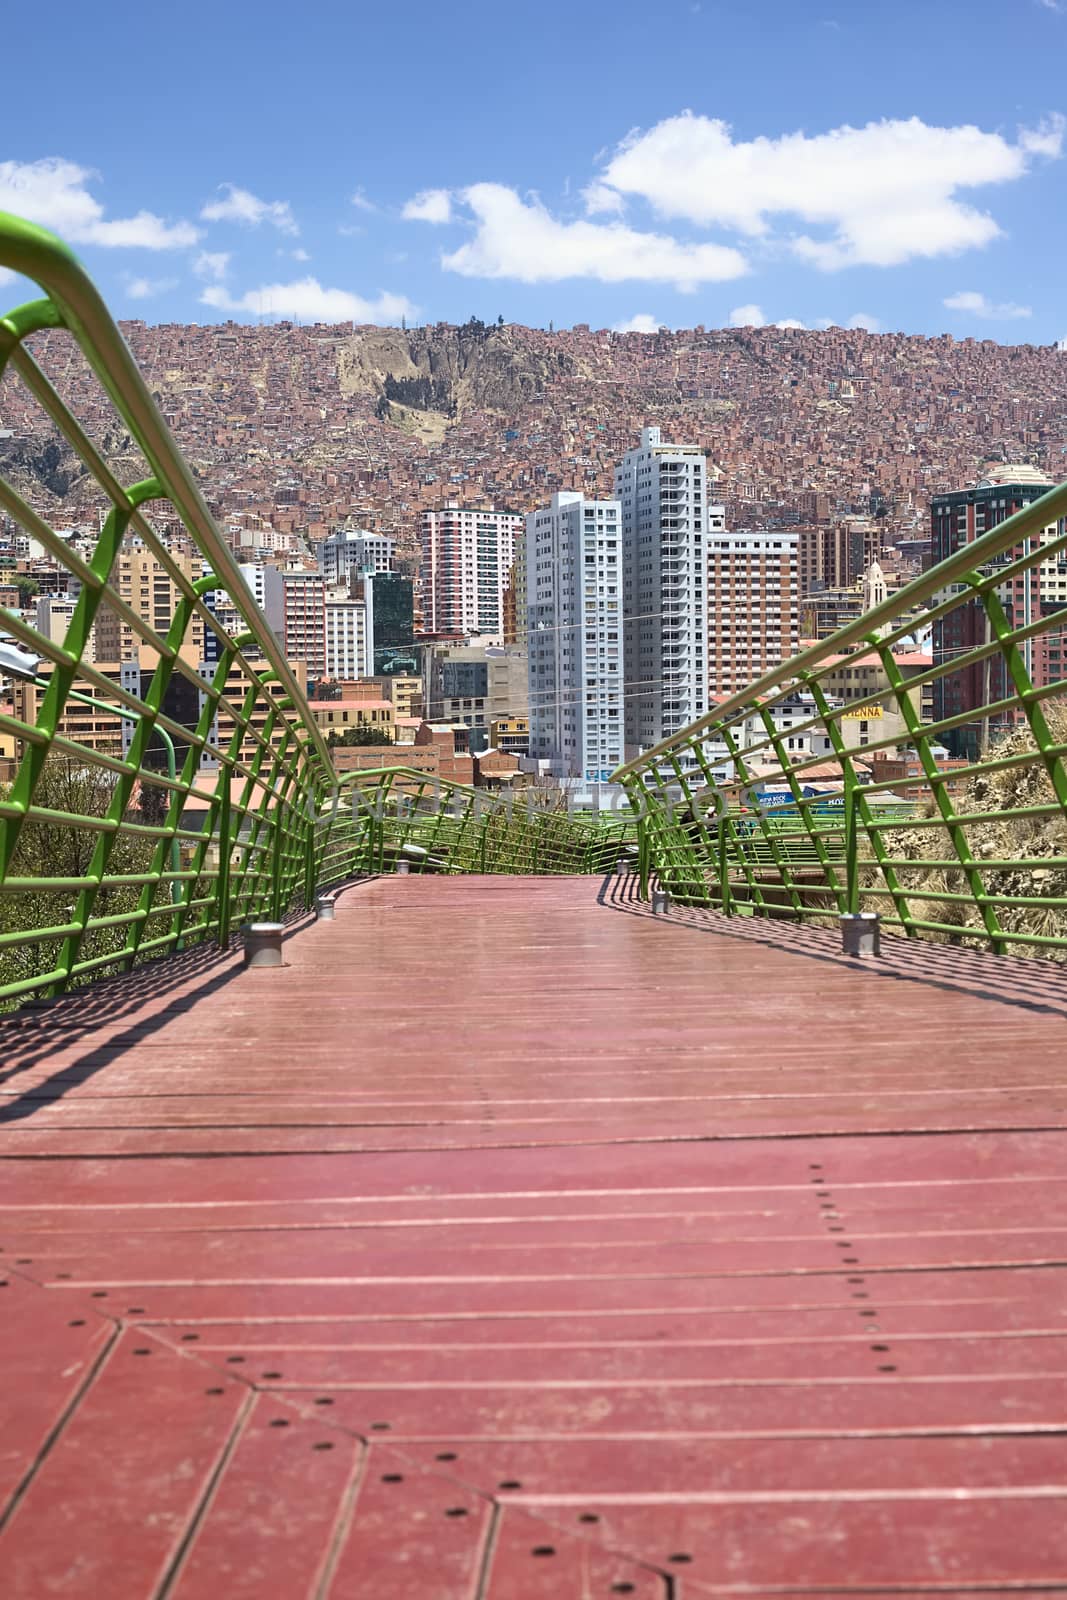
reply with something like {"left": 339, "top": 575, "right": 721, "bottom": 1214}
{"left": 3, "top": 0, "right": 1067, "bottom": 340}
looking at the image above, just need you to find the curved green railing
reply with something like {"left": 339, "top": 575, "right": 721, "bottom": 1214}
{"left": 0, "top": 212, "right": 346, "bottom": 1002}
{"left": 335, "top": 766, "right": 636, "bottom": 876}
{"left": 614, "top": 483, "right": 1067, "bottom": 958}
{"left": 12, "top": 205, "right": 1063, "bottom": 995}
{"left": 0, "top": 215, "right": 629, "bottom": 1006}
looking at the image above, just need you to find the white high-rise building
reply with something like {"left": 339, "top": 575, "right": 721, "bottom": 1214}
{"left": 420, "top": 503, "right": 522, "bottom": 637}
{"left": 616, "top": 427, "right": 709, "bottom": 756}
{"left": 321, "top": 527, "right": 395, "bottom": 585}
{"left": 324, "top": 594, "right": 372, "bottom": 680}
{"left": 526, "top": 492, "right": 623, "bottom": 782}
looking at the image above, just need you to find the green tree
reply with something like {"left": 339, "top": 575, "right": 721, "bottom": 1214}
{"left": 15, "top": 576, "right": 39, "bottom": 606}
{"left": 0, "top": 757, "right": 159, "bottom": 1002}
{"left": 326, "top": 726, "right": 393, "bottom": 748}
{"left": 138, "top": 777, "right": 171, "bottom": 828}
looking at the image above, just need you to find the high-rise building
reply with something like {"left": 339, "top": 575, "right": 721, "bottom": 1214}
{"left": 931, "top": 465, "right": 1065, "bottom": 750}
{"left": 321, "top": 526, "right": 395, "bottom": 585}
{"left": 92, "top": 544, "right": 205, "bottom": 665}
{"left": 241, "top": 564, "right": 326, "bottom": 682}
{"left": 503, "top": 540, "right": 526, "bottom": 648}
{"left": 10, "top": 662, "right": 201, "bottom": 768}
{"left": 423, "top": 642, "right": 528, "bottom": 739}
{"left": 526, "top": 491, "right": 623, "bottom": 782}
{"left": 277, "top": 572, "right": 326, "bottom": 682}
{"left": 616, "top": 428, "right": 709, "bottom": 755}
{"left": 420, "top": 503, "right": 522, "bottom": 637}
{"left": 324, "top": 594, "right": 371, "bottom": 680}
{"left": 365, "top": 572, "right": 416, "bottom": 676}
{"left": 707, "top": 529, "right": 801, "bottom": 697}
{"left": 798, "top": 520, "right": 882, "bottom": 595}
{"left": 35, "top": 597, "right": 95, "bottom": 663}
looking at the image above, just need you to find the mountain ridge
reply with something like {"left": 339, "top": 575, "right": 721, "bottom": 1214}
{"left": 3, "top": 319, "right": 1066, "bottom": 555}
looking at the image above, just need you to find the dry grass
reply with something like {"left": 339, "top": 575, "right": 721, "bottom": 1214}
{"left": 863, "top": 706, "right": 1067, "bottom": 959}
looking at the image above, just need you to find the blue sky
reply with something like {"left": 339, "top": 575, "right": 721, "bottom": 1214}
{"left": 2, "top": 0, "right": 1066, "bottom": 340}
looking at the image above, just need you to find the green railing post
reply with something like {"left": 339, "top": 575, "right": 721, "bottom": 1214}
{"left": 718, "top": 817, "right": 733, "bottom": 917}
{"left": 304, "top": 815, "right": 316, "bottom": 912}
{"left": 217, "top": 774, "right": 232, "bottom": 950}
{"left": 844, "top": 779, "right": 859, "bottom": 917}
{"left": 637, "top": 814, "right": 650, "bottom": 902}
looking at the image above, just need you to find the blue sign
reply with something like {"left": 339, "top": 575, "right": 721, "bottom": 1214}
{"left": 756, "top": 785, "right": 844, "bottom": 806}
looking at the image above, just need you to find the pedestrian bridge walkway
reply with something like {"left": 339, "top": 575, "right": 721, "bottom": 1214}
{"left": 2, "top": 875, "right": 1067, "bottom": 1597}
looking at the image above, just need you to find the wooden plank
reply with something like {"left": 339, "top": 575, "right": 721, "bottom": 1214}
{"left": 0, "top": 1273, "right": 113, "bottom": 1516}
{"left": 0, "top": 1330, "right": 247, "bottom": 1598}
{"left": 485, "top": 1507, "right": 667, "bottom": 1599}
{"left": 311, "top": 1374, "right": 1067, "bottom": 1441}
{"left": 538, "top": 1497, "right": 1067, "bottom": 1592}
{"left": 323, "top": 1454, "right": 494, "bottom": 1600}
{"left": 168, "top": 1394, "right": 361, "bottom": 1600}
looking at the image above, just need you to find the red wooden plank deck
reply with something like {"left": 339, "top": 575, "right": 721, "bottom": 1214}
{"left": 2, "top": 874, "right": 1067, "bottom": 1596}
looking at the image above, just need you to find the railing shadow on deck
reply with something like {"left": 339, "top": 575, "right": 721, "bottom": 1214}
{"left": 598, "top": 869, "right": 1067, "bottom": 1022}
{"left": 0, "top": 880, "right": 375, "bottom": 1126}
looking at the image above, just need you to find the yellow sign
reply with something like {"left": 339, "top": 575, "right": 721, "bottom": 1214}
{"left": 842, "top": 703, "right": 883, "bottom": 719}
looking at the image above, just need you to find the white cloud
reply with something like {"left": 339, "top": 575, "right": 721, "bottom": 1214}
{"left": 0, "top": 158, "right": 199, "bottom": 249}
{"left": 944, "top": 289, "right": 1032, "bottom": 319}
{"left": 0, "top": 267, "right": 14, "bottom": 287}
{"left": 290, "top": 247, "right": 311, "bottom": 261}
{"left": 126, "top": 274, "right": 178, "bottom": 300}
{"left": 443, "top": 184, "right": 747, "bottom": 290}
{"left": 613, "top": 313, "right": 661, "bottom": 333}
{"left": 201, "top": 184, "right": 298, "bottom": 236}
{"left": 592, "top": 112, "right": 1064, "bottom": 270}
{"left": 582, "top": 181, "right": 626, "bottom": 216}
{"left": 847, "top": 311, "right": 881, "bottom": 331}
{"left": 1019, "top": 115, "right": 1066, "bottom": 155}
{"left": 402, "top": 188, "right": 453, "bottom": 224}
{"left": 728, "top": 304, "right": 807, "bottom": 329}
{"left": 200, "top": 276, "right": 416, "bottom": 324}
{"left": 193, "top": 250, "right": 230, "bottom": 281}
{"left": 351, "top": 188, "right": 378, "bottom": 213}
{"left": 89, "top": 214, "right": 200, "bottom": 248}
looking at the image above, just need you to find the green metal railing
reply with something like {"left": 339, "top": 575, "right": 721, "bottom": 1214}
{"left": 9, "top": 205, "right": 1064, "bottom": 1002}
{"left": 0, "top": 212, "right": 348, "bottom": 1003}
{"left": 615, "top": 485, "right": 1067, "bottom": 958}
{"left": 335, "top": 767, "right": 636, "bottom": 876}
{"left": 0, "top": 214, "right": 629, "bottom": 1007}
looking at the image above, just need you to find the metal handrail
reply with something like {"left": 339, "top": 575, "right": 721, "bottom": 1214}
{"left": 0, "top": 213, "right": 344, "bottom": 1002}
{"left": 0, "top": 211, "right": 638, "bottom": 1005}
{"left": 614, "top": 480, "right": 1067, "bottom": 956}
{"left": 0, "top": 212, "right": 332, "bottom": 771}
{"left": 614, "top": 481, "right": 1067, "bottom": 780}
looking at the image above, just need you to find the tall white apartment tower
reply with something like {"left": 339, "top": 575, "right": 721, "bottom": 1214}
{"left": 616, "top": 427, "right": 709, "bottom": 756}
{"left": 526, "top": 492, "right": 623, "bottom": 782}
{"left": 420, "top": 503, "right": 522, "bottom": 637}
